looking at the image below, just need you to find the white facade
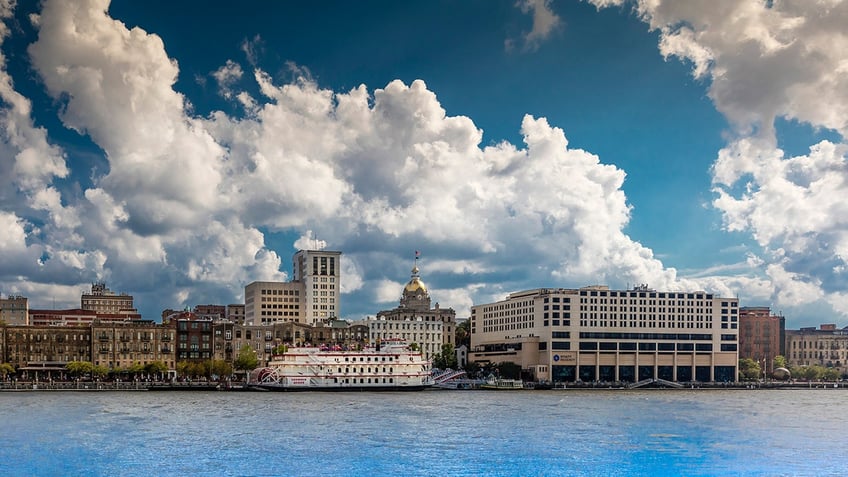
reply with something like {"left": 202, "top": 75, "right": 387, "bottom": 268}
{"left": 366, "top": 315, "right": 445, "bottom": 360}
{"left": 293, "top": 250, "right": 341, "bottom": 325}
{"left": 470, "top": 285, "right": 739, "bottom": 383}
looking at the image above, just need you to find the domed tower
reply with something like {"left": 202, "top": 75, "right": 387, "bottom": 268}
{"left": 400, "top": 257, "right": 431, "bottom": 312}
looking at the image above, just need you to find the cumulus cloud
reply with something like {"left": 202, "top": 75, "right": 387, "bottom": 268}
{"left": 590, "top": 0, "right": 848, "bottom": 322}
{"left": 6, "top": 0, "right": 745, "bottom": 320}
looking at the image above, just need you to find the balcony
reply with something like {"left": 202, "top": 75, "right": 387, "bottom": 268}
{"left": 119, "top": 336, "right": 130, "bottom": 342}
{"left": 161, "top": 347, "right": 172, "bottom": 353}
{"left": 98, "top": 334, "right": 110, "bottom": 341}
{"left": 161, "top": 335, "right": 172, "bottom": 342}
{"left": 141, "top": 334, "right": 151, "bottom": 342}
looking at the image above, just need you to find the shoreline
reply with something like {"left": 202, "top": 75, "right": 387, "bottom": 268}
{"left": 1, "top": 380, "right": 845, "bottom": 392}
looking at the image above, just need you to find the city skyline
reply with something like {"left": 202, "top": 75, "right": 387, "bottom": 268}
{"left": 1, "top": 1, "right": 847, "bottom": 327}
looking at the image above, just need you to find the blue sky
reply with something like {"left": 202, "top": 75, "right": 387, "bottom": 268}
{"left": 1, "top": 0, "right": 847, "bottom": 328}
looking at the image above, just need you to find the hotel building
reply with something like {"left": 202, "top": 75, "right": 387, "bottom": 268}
{"left": 470, "top": 285, "right": 739, "bottom": 383}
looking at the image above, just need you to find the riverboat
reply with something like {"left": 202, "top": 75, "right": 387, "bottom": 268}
{"left": 480, "top": 377, "right": 524, "bottom": 390}
{"left": 250, "top": 340, "right": 433, "bottom": 391}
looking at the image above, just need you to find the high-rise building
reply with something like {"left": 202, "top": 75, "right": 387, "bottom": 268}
{"left": 470, "top": 285, "right": 739, "bottom": 383}
{"left": 293, "top": 250, "right": 342, "bottom": 324}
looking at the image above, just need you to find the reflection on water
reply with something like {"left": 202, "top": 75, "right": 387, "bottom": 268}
{"left": 1, "top": 389, "right": 846, "bottom": 476}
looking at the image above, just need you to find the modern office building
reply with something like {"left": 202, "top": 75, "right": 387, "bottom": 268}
{"left": 244, "top": 281, "right": 304, "bottom": 325}
{"left": 367, "top": 259, "right": 456, "bottom": 360}
{"left": 470, "top": 285, "right": 739, "bottom": 383}
{"left": 738, "top": 306, "right": 785, "bottom": 375}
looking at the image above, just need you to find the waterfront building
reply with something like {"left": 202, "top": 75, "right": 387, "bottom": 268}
{"left": 3, "top": 325, "right": 92, "bottom": 379}
{"left": 165, "top": 311, "right": 213, "bottom": 363}
{"left": 81, "top": 282, "right": 138, "bottom": 316}
{"left": 785, "top": 324, "right": 848, "bottom": 375}
{"left": 293, "top": 249, "right": 342, "bottom": 324}
{"left": 91, "top": 321, "right": 175, "bottom": 372}
{"left": 738, "top": 307, "right": 785, "bottom": 375}
{"left": 366, "top": 259, "right": 456, "bottom": 360}
{"left": 244, "top": 281, "right": 304, "bottom": 325}
{"left": 0, "top": 294, "right": 28, "bottom": 325}
{"left": 469, "top": 285, "right": 739, "bottom": 383}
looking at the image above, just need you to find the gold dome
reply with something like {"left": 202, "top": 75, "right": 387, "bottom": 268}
{"left": 405, "top": 277, "right": 427, "bottom": 293}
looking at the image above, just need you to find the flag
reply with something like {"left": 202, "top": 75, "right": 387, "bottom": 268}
{"left": 415, "top": 250, "right": 420, "bottom": 258}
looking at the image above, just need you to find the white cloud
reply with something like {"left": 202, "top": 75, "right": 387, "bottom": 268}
{"left": 212, "top": 59, "right": 243, "bottom": 99}
{"left": 512, "top": 0, "right": 562, "bottom": 52}
{"left": 7, "top": 0, "right": 774, "bottom": 323}
{"left": 293, "top": 231, "right": 327, "bottom": 251}
{"left": 587, "top": 0, "right": 848, "bottom": 324}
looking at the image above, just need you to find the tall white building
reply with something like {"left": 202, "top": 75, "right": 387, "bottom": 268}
{"left": 293, "top": 250, "right": 341, "bottom": 324}
{"left": 244, "top": 250, "right": 342, "bottom": 326}
{"left": 470, "top": 285, "right": 739, "bottom": 383}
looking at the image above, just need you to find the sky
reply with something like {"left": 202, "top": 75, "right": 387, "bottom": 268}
{"left": 1, "top": 0, "right": 847, "bottom": 328}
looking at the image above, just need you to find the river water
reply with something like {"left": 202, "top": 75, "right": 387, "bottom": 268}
{"left": 1, "top": 389, "right": 844, "bottom": 476}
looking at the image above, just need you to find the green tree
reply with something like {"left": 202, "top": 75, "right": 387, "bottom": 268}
{"left": 0, "top": 363, "right": 15, "bottom": 379}
{"left": 738, "top": 358, "right": 761, "bottom": 381}
{"left": 433, "top": 343, "right": 458, "bottom": 370}
{"left": 463, "top": 360, "right": 481, "bottom": 378}
{"left": 234, "top": 345, "right": 259, "bottom": 372}
{"left": 495, "top": 361, "right": 522, "bottom": 380}
{"left": 822, "top": 367, "right": 840, "bottom": 381}
{"left": 272, "top": 344, "right": 288, "bottom": 355}
{"left": 210, "top": 360, "right": 233, "bottom": 379}
{"left": 455, "top": 319, "right": 470, "bottom": 348}
{"left": 66, "top": 361, "right": 94, "bottom": 379}
{"left": 773, "top": 355, "right": 787, "bottom": 370}
{"left": 409, "top": 342, "right": 420, "bottom": 352}
{"left": 144, "top": 361, "right": 169, "bottom": 380}
{"left": 176, "top": 361, "right": 192, "bottom": 378}
{"left": 92, "top": 365, "right": 109, "bottom": 379}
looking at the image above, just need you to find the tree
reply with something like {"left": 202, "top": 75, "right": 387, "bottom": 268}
{"left": 210, "top": 360, "right": 233, "bottom": 379}
{"left": 433, "top": 343, "right": 458, "bottom": 370}
{"left": 66, "top": 361, "right": 94, "bottom": 379}
{"left": 773, "top": 355, "right": 787, "bottom": 370}
{"left": 408, "top": 342, "right": 420, "bottom": 352}
{"left": 144, "top": 361, "right": 169, "bottom": 380}
{"left": 455, "top": 319, "right": 470, "bottom": 348}
{"left": 0, "top": 363, "right": 15, "bottom": 379}
{"left": 272, "top": 344, "right": 288, "bottom": 355}
{"left": 738, "top": 358, "right": 761, "bottom": 381}
{"left": 234, "top": 345, "right": 259, "bottom": 373}
{"left": 463, "top": 360, "right": 481, "bottom": 378}
{"left": 822, "top": 367, "right": 840, "bottom": 381}
{"left": 495, "top": 361, "right": 522, "bottom": 380}
{"left": 91, "top": 365, "right": 109, "bottom": 379}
